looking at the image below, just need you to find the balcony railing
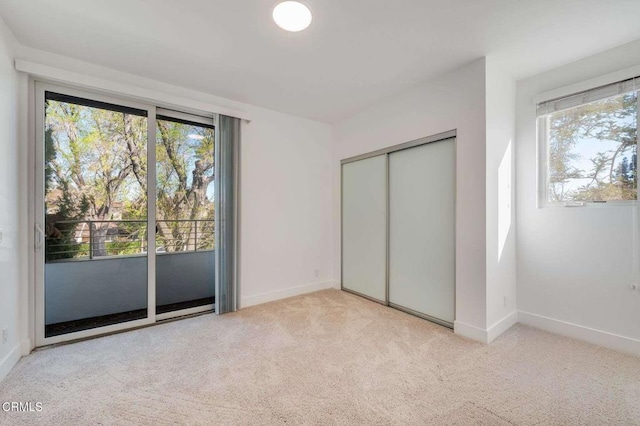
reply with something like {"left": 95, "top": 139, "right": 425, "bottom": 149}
{"left": 45, "top": 219, "right": 214, "bottom": 263}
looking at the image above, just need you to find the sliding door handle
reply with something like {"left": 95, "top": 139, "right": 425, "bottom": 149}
{"left": 35, "top": 223, "right": 45, "bottom": 251}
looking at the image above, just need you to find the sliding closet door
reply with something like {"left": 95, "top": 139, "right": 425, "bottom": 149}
{"left": 341, "top": 155, "right": 386, "bottom": 302}
{"left": 388, "top": 138, "right": 455, "bottom": 325}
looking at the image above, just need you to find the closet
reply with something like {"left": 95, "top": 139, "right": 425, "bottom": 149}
{"left": 341, "top": 131, "right": 456, "bottom": 327}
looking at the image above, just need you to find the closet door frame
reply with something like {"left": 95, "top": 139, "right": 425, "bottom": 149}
{"left": 340, "top": 129, "right": 457, "bottom": 328}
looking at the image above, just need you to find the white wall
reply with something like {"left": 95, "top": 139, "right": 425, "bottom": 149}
{"left": 332, "top": 58, "right": 489, "bottom": 339}
{"left": 239, "top": 106, "right": 334, "bottom": 307}
{"left": 0, "top": 16, "right": 24, "bottom": 381}
{"left": 9, "top": 47, "right": 334, "bottom": 354}
{"left": 485, "top": 58, "right": 517, "bottom": 341}
{"left": 516, "top": 39, "right": 640, "bottom": 355}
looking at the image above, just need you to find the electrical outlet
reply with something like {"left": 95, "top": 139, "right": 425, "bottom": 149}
{"left": 314, "top": 269, "right": 320, "bottom": 278}
{"left": 0, "top": 227, "right": 3, "bottom": 244}
{"left": 2, "top": 327, "right": 7, "bottom": 344}
{"left": 503, "top": 296, "right": 507, "bottom": 307}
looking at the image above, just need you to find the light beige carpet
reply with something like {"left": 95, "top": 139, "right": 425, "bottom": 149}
{"left": 1, "top": 289, "right": 639, "bottom": 425}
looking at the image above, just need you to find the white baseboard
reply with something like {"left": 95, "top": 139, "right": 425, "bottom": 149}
{"left": 240, "top": 280, "right": 339, "bottom": 309}
{"left": 487, "top": 311, "right": 518, "bottom": 343}
{"left": 518, "top": 310, "right": 640, "bottom": 357}
{"left": 454, "top": 320, "right": 488, "bottom": 344}
{"left": 21, "top": 338, "right": 32, "bottom": 356}
{"left": 454, "top": 311, "right": 518, "bottom": 344}
{"left": 0, "top": 344, "right": 22, "bottom": 382}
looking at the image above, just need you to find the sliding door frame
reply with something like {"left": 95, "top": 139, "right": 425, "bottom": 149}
{"left": 33, "top": 82, "right": 218, "bottom": 346}
{"left": 34, "top": 81, "right": 157, "bottom": 346}
{"left": 154, "top": 107, "right": 215, "bottom": 321}
{"left": 340, "top": 129, "right": 457, "bottom": 329}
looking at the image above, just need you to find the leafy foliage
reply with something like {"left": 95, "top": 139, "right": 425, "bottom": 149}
{"left": 44, "top": 98, "right": 215, "bottom": 261}
{"left": 156, "top": 120, "right": 215, "bottom": 252}
{"left": 546, "top": 92, "right": 638, "bottom": 202}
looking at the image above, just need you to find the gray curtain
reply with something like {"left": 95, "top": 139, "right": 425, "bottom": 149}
{"left": 215, "top": 114, "right": 240, "bottom": 314}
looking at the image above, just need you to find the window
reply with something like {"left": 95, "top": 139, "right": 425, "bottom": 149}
{"left": 44, "top": 92, "right": 149, "bottom": 262}
{"left": 538, "top": 77, "right": 639, "bottom": 204}
{"left": 155, "top": 115, "right": 216, "bottom": 254}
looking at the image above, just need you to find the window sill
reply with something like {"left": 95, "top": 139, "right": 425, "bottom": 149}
{"left": 539, "top": 200, "right": 640, "bottom": 209}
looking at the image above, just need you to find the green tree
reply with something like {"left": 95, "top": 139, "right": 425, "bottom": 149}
{"left": 156, "top": 120, "right": 215, "bottom": 252}
{"left": 45, "top": 100, "right": 147, "bottom": 258}
{"left": 45, "top": 98, "right": 216, "bottom": 259}
{"left": 547, "top": 92, "right": 637, "bottom": 202}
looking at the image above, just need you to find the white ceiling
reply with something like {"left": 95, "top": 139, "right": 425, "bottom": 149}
{"left": 1, "top": 0, "right": 639, "bottom": 123}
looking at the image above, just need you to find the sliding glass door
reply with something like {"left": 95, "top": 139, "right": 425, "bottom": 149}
{"left": 35, "top": 83, "right": 219, "bottom": 346}
{"left": 155, "top": 112, "right": 215, "bottom": 316}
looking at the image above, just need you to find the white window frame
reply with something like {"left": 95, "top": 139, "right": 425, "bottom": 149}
{"left": 536, "top": 65, "right": 640, "bottom": 208}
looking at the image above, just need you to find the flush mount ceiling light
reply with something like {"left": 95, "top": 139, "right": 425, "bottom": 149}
{"left": 273, "top": 1, "right": 312, "bottom": 32}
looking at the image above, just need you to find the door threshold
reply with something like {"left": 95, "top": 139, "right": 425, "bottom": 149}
{"left": 36, "top": 309, "right": 215, "bottom": 351}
